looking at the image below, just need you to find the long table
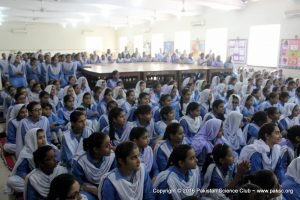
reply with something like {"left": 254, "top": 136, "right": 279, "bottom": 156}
{"left": 82, "top": 63, "right": 233, "bottom": 89}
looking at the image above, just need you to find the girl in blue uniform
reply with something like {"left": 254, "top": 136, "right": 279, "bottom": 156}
{"left": 155, "top": 106, "right": 177, "bottom": 137}
{"left": 8, "top": 54, "right": 27, "bottom": 88}
{"left": 243, "top": 111, "right": 268, "bottom": 144}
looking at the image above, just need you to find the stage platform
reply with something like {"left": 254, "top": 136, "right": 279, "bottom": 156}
{"left": 82, "top": 63, "right": 233, "bottom": 89}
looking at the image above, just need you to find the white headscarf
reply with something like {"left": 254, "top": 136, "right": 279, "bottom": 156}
{"left": 161, "top": 85, "right": 175, "bottom": 95}
{"left": 226, "top": 94, "right": 241, "bottom": 113}
{"left": 223, "top": 111, "right": 245, "bottom": 150}
{"left": 44, "top": 84, "right": 55, "bottom": 96}
{"left": 199, "top": 89, "right": 212, "bottom": 105}
{"left": 211, "top": 76, "right": 220, "bottom": 90}
{"left": 113, "top": 86, "right": 126, "bottom": 100}
{"left": 77, "top": 76, "right": 91, "bottom": 93}
{"left": 181, "top": 77, "right": 191, "bottom": 89}
{"left": 282, "top": 103, "right": 297, "bottom": 118}
{"left": 240, "top": 94, "right": 253, "bottom": 110}
{"left": 194, "top": 80, "right": 205, "bottom": 92}
{"left": 234, "top": 82, "right": 243, "bottom": 95}
{"left": 95, "top": 79, "right": 107, "bottom": 88}
{"left": 286, "top": 157, "right": 300, "bottom": 185}
{"left": 77, "top": 92, "right": 95, "bottom": 107}
{"left": 63, "top": 85, "right": 76, "bottom": 100}
{"left": 10, "top": 104, "right": 25, "bottom": 120}
{"left": 99, "top": 87, "right": 111, "bottom": 101}
{"left": 135, "top": 80, "right": 145, "bottom": 97}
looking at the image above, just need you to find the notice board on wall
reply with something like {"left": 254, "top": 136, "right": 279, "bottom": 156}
{"left": 228, "top": 39, "right": 247, "bottom": 64}
{"left": 280, "top": 39, "right": 300, "bottom": 69}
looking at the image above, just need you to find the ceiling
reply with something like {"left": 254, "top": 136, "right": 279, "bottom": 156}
{"left": 0, "top": 0, "right": 263, "bottom": 27}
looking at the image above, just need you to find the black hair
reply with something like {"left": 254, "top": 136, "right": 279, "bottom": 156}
{"left": 103, "top": 88, "right": 112, "bottom": 97}
{"left": 106, "top": 100, "right": 118, "bottom": 111}
{"left": 186, "top": 102, "right": 200, "bottom": 115}
{"left": 82, "top": 92, "right": 91, "bottom": 100}
{"left": 258, "top": 123, "right": 277, "bottom": 141}
{"left": 160, "top": 106, "right": 174, "bottom": 121}
{"left": 180, "top": 88, "right": 191, "bottom": 117}
{"left": 27, "top": 101, "right": 40, "bottom": 112}
{"left": 212, "top": 99, "right": 225, "bottom": 121}
{"left": 159, "top": 94, "right": 171, "bottom": 106}
{"left": 202, "top": 144, "right": 230, "bottom": 175}
{"left": 47, "top": 174, "right": 77, "bottom": 200}
{"left": 93, "top": 86, "right": 101, "bottom": 94}
{"left": 266, "top": 92, "right": 278, "bottom": 101}
{"left": 226, "top": 89, "right": 235, "bottom": 99}
{"left": 138, "top": 92, "right": 149, "bottom": 104}
{"left": 251, "top": 111, "right": 268, "bottom": 127}
{"left": 83, "top": 132, "right": 108, "bottom": 154}
{"left": 126, "top": 89, "right": 135, "bottom": 98}
{"left": 272, "top": 86, "right": 279, "bottom": 93}
{"left": 39, "top": 91, "right": 50, "bottom": 99}
{"left": 14, "top": 92, "right": 25, "bottom": 102}
{"left": 250, "top": 170, "right": 278, "bottom": 192}
{"left": 279, "top": 91, "right": 289, "bottom": 100}
{"left": 133, "top": 104, "right": 152, "bottom": 121}
{"left": 287, "top": 125, "right": 300, "bottom": 143}
{"left": 152, "top": 81, "right": 161, "bottom": 89}
{"left": 166, "top": 144, "right": 192, "bottom": 168}
{"left": 251, "top": 88, "right": 260, "bottom": 96}
{"left": 129, "top": 127, "right": 148, "bottom": 141}
{"left": 112, "top": 70, "right": 119, "bottom": 76}
{"left": 163, "top": 123, "right": 182, "bottom": 140}
{"left": 265, "top": 107, "right": 278, "bottom": 117}
{"left": 115, "top": 141, "right": 138, "bottom": 167}
{"left": 16, "top": 86, "right": 26, "bottom": 94}
{"left": 41, "top": 102, "right": 52, "bottom": 109}
{"left": 237, "top": 183, "right": 266, "bottom": 200}
{"left": 70, "top": 110, "right": 85, "bottom": 123}
{"left": 63, "top": 94, "right": 74, "bottom": 104}
{"left": 108, "top": 107, "right": 124, "bottom": 140}
{"left": 33, "top": 145, "right": 53, "bottom": 168}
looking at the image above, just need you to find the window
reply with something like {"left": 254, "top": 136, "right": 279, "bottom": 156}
{"left": 85, "top": 37, "right": 102, "bottom": 53}
{"left": 134, "top": 35, "right": 143, "bottom": 53}
{"left": 205, "top": 28, "right": 228, "bottom": 61}
{"left": 174, "top": 31, "right": 191, "bottom": 54}
{"left": 119, "top": 36, "right": 128, "bottom": 52}
{"left": 151, "top": 33, "right": 164, "bottom": 57}
{"left": 248, "top": 24, "right": 281, "bottom": 67}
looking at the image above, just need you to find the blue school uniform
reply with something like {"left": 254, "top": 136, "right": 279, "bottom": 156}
{"left": 97, "top": 99, "right": 108, "bottom": 116}
{"left": 6, "top": 119, "right": 20, "bottom": 145}
{"left": 155, "top": 140, "right": 173, "bottom": 172}
{"left": 127, "top": 105, "right": 138, "bottom": 122}
{"left": 99, "top": 165, "right": 154, "bottom": 200}
{"left": 62, "top": 62, "right": 76, "bottom": 83}
{"left": 150, "top": 92, "right": 161, "bottom": 108}
{"left": 172, "top": 102, "right": 182, "bottom": 121}
{"left": 8, "top": 63, "right": 27, "bottom": 88}
{"left": 152, "top": 106, "right": 161, "bottom": 122}
{"left": 47, "top": 113, "right": 66, "bottom": 132}
{"left": 246, "top": 123, "right": 260, "bottom": 143}
{"left": 39, "top": 62, "right": 49, "bottom": 83}
{"left": 241, "top": 106, "right": 255, "bottom": 123}
{"left": 250, "top": 151, "right": 285, "bottom": 183}
{"left": 26, "top": 180, "right": 46, "bottom": 200}
{"left": 120, "top": 101, "right": 135, "bottom": 119}
{"left": 16, "top": 159, "right": 33, "bottom": 178}
{"left": 26, "top": 64, "right": 40, "bottom": 83}
{"left": 179, "top": 116, "right": 201, "bottom": 145}
{"left": 98, "top": 114, "right": 108, "bottom": 132}
{"left": 257, "top": 101, "right": 273, "bottom": 111}
{"left": 282, "top": 177, "right": 300, "bottom": 200}
{"left": 107, "top": 78, "right": 121, "bottom": 89}
{"left": 80, "top": 104, "right": 99, "bottom": 121}
{"left": 208, "top": 165, "right": 234, "bottom": 189}
{"left": 57, "top": 107, "right": 74, "bottom": 124}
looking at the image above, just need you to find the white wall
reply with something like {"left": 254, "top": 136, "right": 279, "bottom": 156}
{"left": 116, "top": 0, "right": 300, "bottom": 53}
{"left": 0, "top": 23, "right": 117, "bottom": 54}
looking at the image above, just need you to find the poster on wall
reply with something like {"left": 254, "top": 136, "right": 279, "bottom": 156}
{"left": 164, "top": 41, "right": 174, "bottom": 53}
{"left": 227, "top": 39, "right": 247, "bottom": 64}
{"left": 280, "top": 39, "right": 300, "bottom": 69}
{"left": 191, "top": 39, "right": 205, "bottom": 58}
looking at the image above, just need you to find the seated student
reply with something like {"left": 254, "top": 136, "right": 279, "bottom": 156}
{"left": 77, "top": 92, "right": 99, "bottom": 131}
{"left": 28, "top": 83, "right": 42, "bottom": 103}
{"left": 155, "top": 106, "right": 178, "bottom": 137}
{"left": 48, "top": 173, "right": 86, "bottom": 200}
{"left": 201, "top": 144, "right": 250, "bottom": 199}
{"left": 278, "top": 91, "right": 290, "bottom": 114}
{"left": 154, "top": 123, "right": 186, "bottom": 172}
{"left": 135, "top": 80, "right": 147, "bottom": 97}
{"left": 257, "top": 92, "right": 279, "bottom": 111}
{"left": 16, "top": 102, "right": 51, "bottom": 158}
{"left": 161, "top": 84, "right": 180, "bottom": 104}
{"left": 223, "top": 111, "right": 245, "bottom": 154}
{"left": 153, "top": 94, "right": 172, "bottom": 122}
{"left": 154, "top": 144, "right": 201, "bottom": 200}
{"left": 97, "top": 88, "right": 113, "bottom": 116}
{"left": 239, "top": 123, "right": 285, "bottom": 183}
{"left": 25, "top": 145, "right": 68, "bottom": 200}
{"left": 225, "top": 94, "right": 241, "bottom": 115}
{"left": 193, "top": 80, "right": 206, "bottom": 102}
{"left": 3, "top": 86, "right": 16, "bottom": 117}
{"left": 212, "top": 55, "right": 224, "bottom": 67}
{"left": 96, "top": 100, "right": 118, "bottom": 132}
{"left": 214, "top": 83, "right": 226, "bottom": 102}
{"left": 53, "top": 79, "right": 64, "bottom": 101}
{"left": 57, "top": 95, "right": 75, "bottom": 125}
{"left": 4, "top": 104, "right": 28, "bottom": 154}
{"left": 150, "top": 81, "right": 162, "bottom": 107}
{"left": 92, "top": 86, "right": 101, "bottom": 106}
{"left": 279, "top": 103, "right": 300, "bottom": 133}
{"left": 41, "top": 103, "right": 65, "bottom": 145}
{"left": 179, "top": 102, "right": 202, "bottom": 144}
{"left": 279, "top": 125, "right": 300, "bottom": 171}
{"left": 72, "top": 132, "right": 115, "bottom": 200}
{"left": 266, "top": 107, "right": 281, "bottom": 127}
{"left": 120, "top": 89, "right": 136, "bottom": 119}
{"left": 103, "top": 107, "right": 134, "bottom": 147}
{"left": 127, "top": 92, "right": 151, "bottom": 122}
{"left": 241, "top": 94, "right": 255, "bottom": 124}
{"left": 39, "top": 91, "right": 50, "bottom": 105}
{"left": 6, "top": 92, "right": 26, "bottom": 122}
{"left": 282, "top": 157, "right": 300, "bottom": 200}
{"left": 6, "top": 129, "right": 47, "bottom": 194}
{"left": 248, "top": 170, "right": 282, "bottom": 200}
{"left": 132, "top": 105, "right": 158, "bottom": 144}
{"left": 173, "top": 88, "right": 192, "bottom": 120}
{"left": 227, "top": 76, "right": 237, "bottom": 91}
{"left": 61, "top": 111, "right": 93, "bottom": 170}
{"left": 73, "top": 84, "right": 82, "bottom": 106}
{"left": 199, "top": 89, "right": 213, "bottom": 119}
{"left": 107, "top": 70, "right": 122, "bottom": 89}
{"left": 77, "top": 77, "right": 91, "bottom": 94}
{"left": 130, "top": 127, "right": 159, "bottom": 177}
{"left": 8, "top": 54, "right": 27, "bottom": 88}
{"left": 98, "top": 141, "right": 154, "bottom": 200}
{"left": 192, "top": 119, "right": 225, "bottom": 167}
{"left": 251, "top": 88, "right": 262, "bottom": 111}
{"left": 44, "top": 84, "right": 59, "bottom": 114}
{"left": 203, "top": 99, "right": 226, "bottom": 123}
{"left": 112, "top": 86, "right": 126, "bottom": 105}
{"left": 243, "top": 111, "right": 268, "bottom": 144}
{"left": 287, "top": 80, "right": 296, "bottom": 98}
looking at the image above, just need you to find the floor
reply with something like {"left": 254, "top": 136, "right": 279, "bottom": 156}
{"left": 0, "top": 158, "right": 10, "bottom": 200}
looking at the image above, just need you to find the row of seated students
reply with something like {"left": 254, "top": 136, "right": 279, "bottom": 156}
{"left": 1, "top": 51, "right": 299, "bottom": 199}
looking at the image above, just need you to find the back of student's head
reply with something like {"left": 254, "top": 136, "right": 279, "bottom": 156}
{"left": 279, "top": 91, "right": 289, "bottom": 100}
{"left": 251, "top": 170, "right": 278, "bottom": 191}
{"left": 258, "top": 123, "right": 277, "bottom": 141}
{"left": 167, "top": 144, "right": 192, "bottom": 168}
{"left": 39, "top": 90, "right": 49, "bottom": 99}
{"left": 83, "top": 132, "right": 108, "bottom": 152}
{"left": 287, "top": 125, "right": 300, "bottom": 143}
{"left": 41, "top": 102, "right": 52, "bottom": 110}
{"left": 47, "top": 173, "right": 77, "bottom": 200}
{"left": 33, "top": 145, "right": 53, "bottom": 168}
{"left": 163, "top": 123, "right": 182, "bottom": 140}
{"left": 237, "top": 183, "right": 266, "bottom": 200}
{"left": 70, "top": 110, "right": 85, "bottom": 123}
{"left": 186, "top": 102, "right": 200, "bottom": 115}
{"left": 226, "top": 89, "right": 235, "bottom": 99}
{"left": 134, "top": 104, "right": 152, "bottom": 120}
{"left": 108, "top": 107, "right": 124, "bottom": 140}
{"left": 115, "top": 141, "right": 138, "bottom": 167}
{"left": 160, "top": 106, "right": 174, "bottom": 121}
{"left": 266, "top": 107, "right": 278, "bottom": 117}
{"left": 251, "top": 111, "right": 268, "bottom": 127}
{"left": 129, "top": 127, "right": 147, "bottom": 141}
{"left": 266, "top": 92, "right": 277, "bottom": 101}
